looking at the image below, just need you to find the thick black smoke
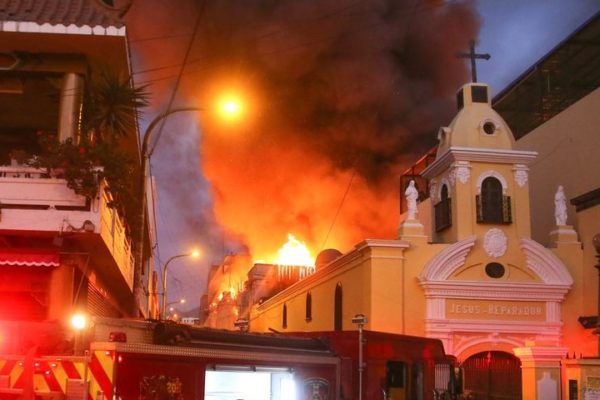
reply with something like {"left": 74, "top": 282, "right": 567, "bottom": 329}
{"left": 125, "top": 0, "right": 481, "bottom": 307}
{"left": 192, "top": 0, "right": 480, "bottom": 183}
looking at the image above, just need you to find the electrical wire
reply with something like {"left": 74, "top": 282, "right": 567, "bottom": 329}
{"left": 319, "top": 170, "right": 356, "bottom": 251}
{"left": 318, "top": 0, "right": 421, "bottom": 251}
{"left": 131, "top": 0, "right": 458, "bottom": 86}
{"left": 146, "top": 0, "right": 207, "bottom": 157}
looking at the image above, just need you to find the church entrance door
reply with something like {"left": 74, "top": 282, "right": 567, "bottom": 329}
{"left": 462, "top": 351, "right": 521, "bottom": 400}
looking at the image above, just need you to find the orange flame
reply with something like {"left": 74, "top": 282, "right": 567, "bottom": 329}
{"left": 272, "top": 233, "right": 314, "bottom": 266}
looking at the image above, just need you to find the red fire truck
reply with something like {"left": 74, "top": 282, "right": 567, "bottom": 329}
{"left": 0, "top": 318, "right": 455, "bottom": 399}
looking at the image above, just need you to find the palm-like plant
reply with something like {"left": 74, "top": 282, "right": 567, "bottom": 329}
{"left": 82, "top": 69, "right": 149, "bottom": 142}
{"left": 28, "top": 69, "right": 149, "bottom": 237}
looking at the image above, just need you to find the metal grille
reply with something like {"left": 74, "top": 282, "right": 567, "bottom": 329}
{"left": 462, "top": 351, "right": 522, "bottom": 400}
{"left": 434, "top": 363, "right": 451, "bottom": 391}
{"left": 87, "top": 281, "right": 121, "bottom": 318}
{"left": 476, "top": 195, "right": 512, "bottom": 224}
{"left": 435, "top": 198, "right": 452, "bottom": 232}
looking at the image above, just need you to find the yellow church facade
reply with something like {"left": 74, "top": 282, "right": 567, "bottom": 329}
{"left": 249, "top": 83, "right": 595, "bottom": 400}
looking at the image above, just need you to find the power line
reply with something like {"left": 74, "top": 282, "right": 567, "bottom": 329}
{"left": 147, "top": 0, "right": 207, "bottom": 308}
{"left": 318, "top": 0, "right": 422, "bottom": 251}
{"left": 319, "top": 170, "right": 356, "bottom": 251}
{"left": 146, "top": 0, "right": 207, "bottom": 157}
{"left": 131, "top": 0, "right": 458, "bottom": 85}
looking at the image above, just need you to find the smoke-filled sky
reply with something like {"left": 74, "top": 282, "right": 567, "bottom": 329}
{"left": 124, "top": 0, "right": 600, "bottom": 311}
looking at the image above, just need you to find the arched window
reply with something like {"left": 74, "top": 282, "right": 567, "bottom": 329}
{"left": 305, "top": 292, "right": 312, "bottom": 322}
{"left": 334, "top": 283, "right": 343, "bottom": 331}
{"left": 477, "top": 177, "right": 511, "bottom": 224}
{"left": 282, "top": 303, "right": 287, "bottom": 329}
{"left": 435, "top": 184, "right": 451, "bottom": 231}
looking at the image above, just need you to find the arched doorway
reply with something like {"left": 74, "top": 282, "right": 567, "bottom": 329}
{"left": 462, "top": 351, "right": 521, "bottom": 400}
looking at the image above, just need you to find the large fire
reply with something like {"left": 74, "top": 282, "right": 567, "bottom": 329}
{"left": 126, "top": 1, "right": 481, "bottom": 306}
{"left": 271, "top": 233, "right": 314, "bottom": 266}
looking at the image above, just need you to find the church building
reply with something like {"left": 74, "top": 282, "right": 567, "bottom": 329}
{"left": 247, "top": 82, "right": 594, "bottom": 400}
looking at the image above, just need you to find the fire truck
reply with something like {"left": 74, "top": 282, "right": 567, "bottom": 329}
{"left": 0, "top": 318, "right": 456, "bottom": 399}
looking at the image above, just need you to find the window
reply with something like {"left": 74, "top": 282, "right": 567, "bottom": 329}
{"left": 485, "top": 262, "right": 505, "bottom": 279}
{"left": 477, "top": 177, "right": 511, "bottom": 224}
{"left": 334, "top": 284, "right": 343, "bottom": 331}
{"left": 305, "top": 292, "right": 312, "bottom": 322}
{"left": 482, "top": 121, "right": 496, "bottom": 135}
{"left": 471, "top": 85, "right": 488, "bottom": 103}
{"left": 386, "top": 361, "right": 406, "bottom": 388}
{"left": 282, "top": 304, "right": 287, "bottom": 329}
{"left": 434, "top": 184, "right": 451, "bottom": 231}
{"left": 457, "top": 89, "right": 464, "bottom": 110}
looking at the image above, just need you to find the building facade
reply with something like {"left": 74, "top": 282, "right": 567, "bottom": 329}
{"left": 201, "top": 14, "right": 600, "bottom": 400}
{"left": 236, "top": 82, "right": 594, "bottom": 400}
{"left": 0, "top": 0, "right": 154, "bottom": 353}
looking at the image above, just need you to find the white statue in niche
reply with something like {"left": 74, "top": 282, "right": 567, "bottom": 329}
{"left": 554, "top": 185, "right": 568, "bottom": 226}
{"left": 536, "top": 371, "right": 557, "bottom": 400}
{"left": 405, "top": 180, "right": 419, "bottom": 220}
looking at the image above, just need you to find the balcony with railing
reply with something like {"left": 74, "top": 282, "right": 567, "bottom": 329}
{"left": 0, "top": 163, "right": 134, "bottom": 289}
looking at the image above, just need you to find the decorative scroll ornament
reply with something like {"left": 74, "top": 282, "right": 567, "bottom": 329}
{"left": 454, "top": 161, "right": 471, "bottom": 184}
{"left": 484, "top": 228, "right": 508, "bottom": 258}
{"left": 448, "top": 169, "right": 456, "bottom": 186}
{"left": 513, "top": 165, "right": 528, "bottom": 187}
{"left": 429, "top": 179, "right": 438, "bottom": 202}
{"left": 514, "top": 170, "right": 528, "bottom": 187}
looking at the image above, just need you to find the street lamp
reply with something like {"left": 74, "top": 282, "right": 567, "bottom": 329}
{"left": 134, "top": 107, "right": 201, "bottom": 317}
{"left": 167, "top": 298, "right": 186, "bottom": 308}
{"left": 161, "top": 251, "right": 199, "bottom": 319}
{"left": 134, "top": 101, "right": 243, "bottom": 316}
{"left": 164, "top": 299, "right": 186, "bottom": 320}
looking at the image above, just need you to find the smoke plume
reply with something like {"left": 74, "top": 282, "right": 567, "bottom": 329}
{"left": 126, "top": 0, "right": 480, "bottom": 294}
{"left": 193, "top": 0, "right": 480, "bottom": 260}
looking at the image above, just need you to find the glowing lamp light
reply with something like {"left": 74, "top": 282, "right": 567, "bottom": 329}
{"left": 217, "top": 95, "right": 244, "bottom": 121}
{"left": 190, "top": 250, "right": 200, "bottom": 258}
{"left": 71, "top": 313, "right": 87, "bottom": 331}
{"left": 223, "top": 101, "right": 240, "bottom": 114}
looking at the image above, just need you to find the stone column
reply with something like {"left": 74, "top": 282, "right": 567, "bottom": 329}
{"left": 58, "top": 72, "right": 83, "bottom": 143}
{"left": 513, "top": 344, "right": 567, "bottom": 400}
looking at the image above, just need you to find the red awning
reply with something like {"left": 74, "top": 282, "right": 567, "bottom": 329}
{"left": 0, "top": 249, "right": 60, "bottom": 267}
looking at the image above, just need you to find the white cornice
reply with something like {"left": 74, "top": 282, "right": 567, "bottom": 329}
{"left": 422, "top": 147, "right": 538, "bottom": 179}
{"left": 420, "top": 281, "right": 570, "bottom": 301}
{"left": 425, "top": 318, "right": 563, "bottom": 334}
{"left": 520, "top": 237, "right": 574, "bottom": 285}
{"left": 419, "top": 236, "right": 476, "bottom": 281}
{"left": 257, "top": 239, "right": 409, "bottom": 312}
{"left": 0, "top": 21, "right": 126, "bottom": 36}
{"left": 354, "top": 239, "right": 410, "bottom": 251}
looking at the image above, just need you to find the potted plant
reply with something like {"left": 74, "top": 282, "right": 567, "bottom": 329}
{"left": 23, "top": 69, "right": 149, "bottom": 237}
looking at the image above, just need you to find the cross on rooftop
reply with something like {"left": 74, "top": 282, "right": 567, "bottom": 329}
{"left": 457, "top": 40, "right": 491, "bottom": 83}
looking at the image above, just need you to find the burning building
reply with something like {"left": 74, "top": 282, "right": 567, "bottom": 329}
{"left": 202, "top": 235, "right": 343, "bottom": 329}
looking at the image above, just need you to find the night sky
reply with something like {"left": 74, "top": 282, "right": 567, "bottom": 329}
{"left": 125, "top": 0, "right": 600, "bottom": 312}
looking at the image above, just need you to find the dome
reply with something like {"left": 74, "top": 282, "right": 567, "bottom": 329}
{"left": 315, "top": 249, "right": 342, "bottom": 270}
{"left": 436, "top": 83, "right": 515, "bottom": 157}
